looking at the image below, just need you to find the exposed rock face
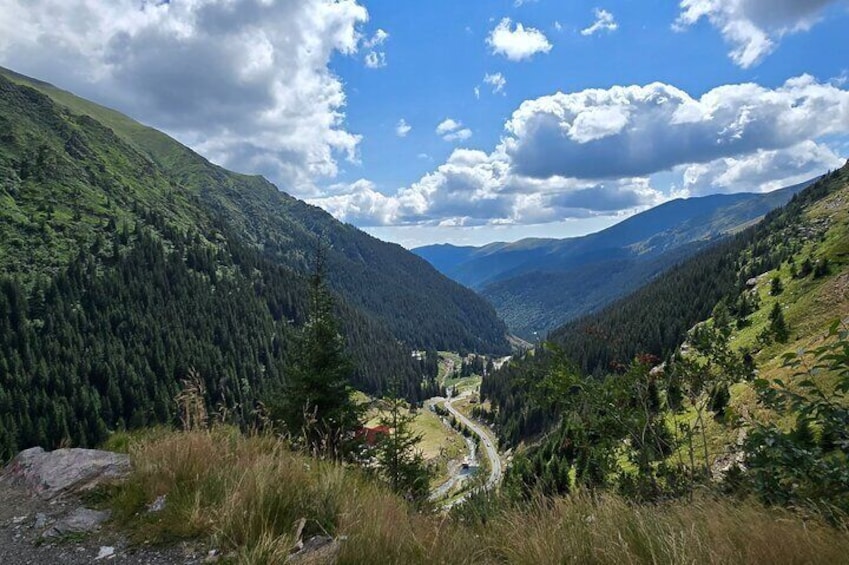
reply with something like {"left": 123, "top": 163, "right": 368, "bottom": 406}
{"left": 2, "top": 447, "right": 130, "bottom": 499}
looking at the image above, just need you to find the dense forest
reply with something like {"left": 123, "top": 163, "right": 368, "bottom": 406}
{"left": 482, "top": 165, "right": 847, "bottom": 447}
{"left": 0, "top": 211, "right": 446, "bottom": 459}
{"left": 0, "top": 70, "right": 502, "bottom": 460}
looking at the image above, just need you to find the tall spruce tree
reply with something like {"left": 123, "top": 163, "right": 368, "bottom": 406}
{"left": 375, "top": 376, "right": 432, "bottom": 503}
{"left": 280, "top": 250, "right": 362, "bottom": 458}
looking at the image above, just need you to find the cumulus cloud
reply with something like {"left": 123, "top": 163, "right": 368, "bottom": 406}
{"left": 504, "top": 75, "right": 849, "bottom": 180}
{"left": 316, "top": 75, "right": 848, "bottom": 228}
{"left": 581, "top": 8, "right": 618, "bottom": 36}
{"left": 675, "top": 0, "right": 839, "bottom": 68}
{"left": 0, "top": 0, "right": 369, "bottom": 195}
{"left": 395, "top": 118, "right": 412, "bottom": 137}
{"left": 487, "top": 18, "right": 553, "bottom": 61}
{"left": 484, "top": 72, "right": 507, "bottom": 95}
{"left": 680, "top": 141, "right": 843, "bottom": 195}
{"left": 436, "top": 118, "right": 473, "bottom": 142}
{"left": 311, "top": 148, "right": 665, "bottom": 227}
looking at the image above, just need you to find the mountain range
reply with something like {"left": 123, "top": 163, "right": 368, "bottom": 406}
{"left": 414, "top": 182, "right": 812, "bottom": 339}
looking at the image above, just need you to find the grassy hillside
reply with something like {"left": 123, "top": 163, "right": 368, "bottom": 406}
{"left": 97, "top": 427, "right": 849, "bottom": 564}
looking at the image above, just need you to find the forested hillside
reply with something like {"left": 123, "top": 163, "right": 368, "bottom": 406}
{"left": 0, "top": 70, "right": 506, "bottom": 460}
{"left": 416, "top": 185, "right": 808, "bottom": 338}
{"left": 0, "top": 67, "right": 508, "bottom": 355}
{"left": 482, "top": 162, "right": 849, "bottom": 446}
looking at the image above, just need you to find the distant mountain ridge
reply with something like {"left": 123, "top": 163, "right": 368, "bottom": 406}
{"left": 415, "top": 182, "right": 814, "bottom": 338}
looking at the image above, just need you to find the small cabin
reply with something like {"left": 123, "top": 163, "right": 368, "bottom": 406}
{"left": 356, "top": 425, "right": 390, "bottom": 446}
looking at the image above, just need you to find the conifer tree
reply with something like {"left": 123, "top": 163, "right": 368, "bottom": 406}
{"left": 770, "top": 275, "right": 783, "bottom": 296}
{"left": 280, "top": 249, "right": 362, "bottom": 458}
{"left": 768, "top": 302, "right": 790, "bottom": 343}
{"left": 375, "top": 376, "right": 432, "bottom": 503}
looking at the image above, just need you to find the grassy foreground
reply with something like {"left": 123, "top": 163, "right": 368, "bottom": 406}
{"left": 101, "top": 427, "right": 849, "bottom": 564}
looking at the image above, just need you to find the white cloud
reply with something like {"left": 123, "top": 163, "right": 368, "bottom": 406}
{"left": 680, "top": 141, "right": 843, "bottom": 195}
{"left": 503, "top": 75, "right": 849, "bottom": 180}
{"left": 311, "top": 147, "right": 665, "bottom": 227}
{"left": 484, "top": 72, "right": 507, "bottom": 95}
{"left": 0, "top": 0, "right": 369, "bottom": 196}
{"left": 308, "top": 179, "right": 399, "bottom": 226}
{"left": 487, "top": 18, "right": 552, "bottom": 61}
{"left": 554, "top": 21, "right": 563, "bottom": 32}
{"left": 436, "top": 118, "right": 473, "bottom": 142}
{"left": 474, "top": 86, "right": 481, "bottom": 99}
{"left": 581, "top": 8, "right": 618, "bottom": 36}
{"left": 395, "top": 118, "right": 412, "bottom": 137}
{"left": 675, "top": 0, "right": 839, "bottom": 68}
{"left": 362, "top": 27, "right": 388, "bottom": 68}
{"left": 444, "top": 128, "right": 473, "bottom": 142}
{"left": 436, "top": 118, "right": 462, "bottom": 135}
{"left": 316, "top": 75, "right": 849, "bottom": 228}
{"left": 514, "top": 0, "right": 538, "bottom": 6}
{"left": 364, "top": 51, "right": 387, "bottom": 68}
{"left": 362, "top": 28, "right": 389, "bottom": 48}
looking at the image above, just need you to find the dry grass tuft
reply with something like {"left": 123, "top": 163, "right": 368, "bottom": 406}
{"left": 110, "top": 429, "right": 849, "bottom": 564}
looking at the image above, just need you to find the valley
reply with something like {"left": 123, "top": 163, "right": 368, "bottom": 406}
{"left": 2, "top": 6, "right": 849, "bottom": 562}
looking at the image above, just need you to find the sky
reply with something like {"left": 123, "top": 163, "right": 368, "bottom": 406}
{"left": 1, "top": 1, "right": 848, "bottom": 248}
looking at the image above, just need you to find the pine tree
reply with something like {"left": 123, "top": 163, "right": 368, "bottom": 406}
{"left": 770, "top": 275, "right": 783, "bottom": 296}
{"left": 279, "top": 250, "right": 362, "bottom": 458}
{"left": 375, "top": 377, "right": 432, "bottom": 503}
{"left": 768, "top": 302, "right": 790, "bottom": 343}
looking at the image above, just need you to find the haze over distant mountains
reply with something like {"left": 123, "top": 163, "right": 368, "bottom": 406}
{"left": 414, "top": 181, "right": 814, "bottom": 338}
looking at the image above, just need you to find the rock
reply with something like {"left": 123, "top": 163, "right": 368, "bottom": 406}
{"left": 41, "top": 507, "right": 111, "bottom": 538}
{"left": 95, "top": 546, "right": 116, "bottom": 560}
{"left": 2, "top": 447, "right": 130, "bottom": 499}
{"left": 287, "top": 535, "right": 342, "bottom": 564}
{"left": 147, "top": 494, "right": 167, "bottom": 513}
{"left": 33, "top": 513, "right": 50, "bottom": 529}
{"left": 11, "top": 515, "right": 27, "bottom": 525}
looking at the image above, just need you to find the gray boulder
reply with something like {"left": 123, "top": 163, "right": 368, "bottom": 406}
{"left": 42, "top": 507, "right": 111, "bottom": 539}
{"left": 2, "top": 447, "right": 130, "bottom": 499}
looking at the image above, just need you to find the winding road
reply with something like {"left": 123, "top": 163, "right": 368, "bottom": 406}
{"left": 428, "top": 393, "right": 503, "bottom": 506}
{"left": 443, "top": 395, "right": 502, "bottom": 491}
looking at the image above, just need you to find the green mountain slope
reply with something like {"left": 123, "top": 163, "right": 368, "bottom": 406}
{"left": 481, "top": 162, "right": 849, "bottom": 445}
{"left": 0, "top": 67, "right": 509, "bottom": 354}
{"left": 0, "top": 69, "right": 507, "bottom": 460}
{"left": 415, "top": 185, "right": 810, "bottom": 338}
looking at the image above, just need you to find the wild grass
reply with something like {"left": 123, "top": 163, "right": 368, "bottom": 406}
{"left": 108, "top": 428, "right": 849, "bottom": 564}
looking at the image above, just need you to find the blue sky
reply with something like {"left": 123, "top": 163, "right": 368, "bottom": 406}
{"left": 1, "top": 0, "right": 848, "bottom": 247}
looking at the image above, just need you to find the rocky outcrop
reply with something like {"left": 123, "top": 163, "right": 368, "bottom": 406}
{"left": 2, "top": 447, "right": 130, "bottom": 499}
{"left": 41, "top": 507, "right": 112, "bottom": 539}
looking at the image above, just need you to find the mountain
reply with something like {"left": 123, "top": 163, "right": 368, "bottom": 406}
{"left": 0, "top": 67, "right": 508, "bottom": 355}
{"left": 481, "top": 161, "right": 849, "bottom": 446}
{"left": 0, "top": 68, "right": 507, "bottom": 459}
{"left": 414, "top": 184, "right": 811, "bottom": 338}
